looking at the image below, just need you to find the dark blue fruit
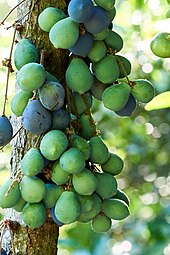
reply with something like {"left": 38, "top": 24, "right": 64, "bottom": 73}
{"left": 0, "top": 116, "right": 13, "bottom": 146}
{"left": 68, "top": 0, "right": 94, "bottom": 23}
{"left": 50, "top": 207, "right": 64, "bottom": 227}
{"left": 0, "top": 248, "right": 7, "bottom": 255}
{"left": 51, "top": 109, "right": 70, "bottom": 130}
{"left": 22, "top": 100, "right": 52, "bottom": 135}
{"left": 115, "top": 94, "right": 137, "bottom": 117}
{"left": 84, "top": 6, "right": 109, "bottom": 34}
{"left": 69, "top": 32, "right": 93, "bottom": 57}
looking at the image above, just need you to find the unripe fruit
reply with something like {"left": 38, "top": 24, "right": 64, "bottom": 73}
{"left": 89, "top": 136, "right": 109, "bottom": 164}
{"left": 11, "top": 90, "right": 33, "bottom": 117}
{"left": 102, "top": 198, "right": 129, "bottom": 220}
{"left": 131, "top": 79, "right": 155, "bottom": 103}
{"left": 91, "top": 213, "right": 112, "bottom": 233}
{"left": 150, "top": 32, "right": 170, "bottom": 58}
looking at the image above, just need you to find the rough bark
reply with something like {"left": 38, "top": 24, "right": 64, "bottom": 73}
{"left": 2, "top": 0, "right": 69, "bottom": 254}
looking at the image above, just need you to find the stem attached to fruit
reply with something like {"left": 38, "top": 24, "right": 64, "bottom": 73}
{"left": 115, "top": 55, "right": 131, "bottom": 85}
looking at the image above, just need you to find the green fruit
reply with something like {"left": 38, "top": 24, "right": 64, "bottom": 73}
{"left": 166, "top": 9, "right": 170, "bottom": 19}
{"left": 89, "top": 136, "right": 109, "bottom": 164}
{"left": 104, "top": 30, "right": 123, "bottom": 53}
{"left": 72, "top": 168, "right": 98, "bottom": 195}
{"left": 150, "top": 32, "right": 170, "bottom": 58}
{"left": 91, "top": 213, "right": 112, "bottom": 233}
{"left": 101, "top": 153, "right": 124, "bottom": 175}
{"left": 46, "top": 71, "right": 59, "bottom": 82}
{"left": 55, "top": 191, "right": 80, "bottom": 224}
{"left": 90, "top": 77, "right": 109, "bottom": 101}
{"left": 49, "top": 17, "right": 79, "bottom": 49}
{"left": 71, "top": 134, "right": 91, "bottom": 160}
{"left": 116, "top": 55, "right": 132, "bottom": 79}
{"left": 94, "top": 0, "right": 115, "bottom": 11}
{"left": 0, "top": 179, "right": 21, "bottom": 208}
{"left": 60, "top": 148, "right": 85, "bottom": 174}
{"left": 113, "top": 189, "right": 130, "bottom": 206}
{"left": 102, "top": 198, "right": 129, "bottom": 220}
{"left": 131, "top": 79, "right": 155, "bottom": 103}
{"left": 66, "top": 58, "right": 94, "bottom": 94}
{"left": 51, "top": 160, "right": 69, "bottom": 185}
{"left": 21, "top": 148, "right": 44, "bottom": 176}
{"left": 79, "top": 113, "right": 96, "bottom": 140}
{"left": 40, "top": 130, "right": 68, "bottom": 161}
{"left": 17, "top": 63, "right": 46, "bottom": 92}
{"left": 43, "top": 183, "right": 62, "bottom": 209}
{"left": 10, "top": 89, "right": 33, "bottom": 117}
{"left": 71, "top": 92, "right": 92, "bottom": 115}
{"left": 93, "top": 28, "right": 109, "bottom": 41}
{"left": 38, "top": 7, "right": 67, "bottom": 32}
{"left": 95, "top": 172, "right": 117, "bottom": 199}
{"left": 107, "top": 7, "right": 116, "bottom": 21}
{"left": 87, "top": 41, "right": 107, "bottom": 62}
{"left": 14, "top": 39, "right": 39, "bottom": 70}
{"left": 102, "top": 83, "right": 131, "bottom": 111}
{"left": 76, "top": 194, "right": 94, "bottom": 213}
{"left": 12, "top": 196, "right": 27, "bottom": 212}
{"left": 95, "top": 55, "right": 120, "bottom": 84}
{"left": 20, "top": 176, "right": 46, "bottom": 203}
{"left": 22, "top": 202, "right": 46, "bottom": 229}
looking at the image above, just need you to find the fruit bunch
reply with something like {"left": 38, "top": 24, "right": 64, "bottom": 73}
{"left": 0, "top": 0, "right": 155, "bottom": 233}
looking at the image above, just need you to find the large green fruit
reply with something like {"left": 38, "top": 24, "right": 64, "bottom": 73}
{"left": 49, "top": 17, "right": 79, "bottom": 49}
{"left": 11, "top": 90, "right": 33, "bottom": 117}
{"left": 102, "top": 198, "right": 129, "bottom": 220}
{"left": 0, "top": 179, "right": 21, "bottom": 208}
{"left": 72, "top": 168, "right": 98, "bottom": 195}
{"left": 87, "top": 40, "right": 107, "bottom": 62}
{"left": 60, "top": 148, "right": 85, "bottom": 174}
{"left": 94, "top": 0, "right": 115, "bottom": 11}
{"left": 40, "top": 130, "right": 68, "bottom": 161}
{"left": 101, "top": 153, "right": 124, "bottom": 176}
{"left": 66, "top": 58, "right": 94, "bottom": 94}
{"left": 71, "top": 134, "right": 91, "bottom": 160}
{"left": 43, "top": 183, "right": 62, "bottom": 209}
{"left": 76, "top": 194, "right": 94, "bottom": 213}
{"left": 20, "top": 176, "right": 46, "bottom": 203}
{"left": 89, "top": 136, "right": 109, "bottom": 164}
{"left": 91, "top": 213, "right": 112, "bottom": 233}
{"left": 150, "top": 32, "right": 170, "bottom": 58}
{"left": 79, "top": 113, "right": 96, "bottom": 140}
{"left": 16, "top": 63, "right": 46, "bottom": 92}
{"left": 38, "top": 7, "right": 67, "bottom": 32}
{"left": 104, "top": 30, "right": 123, "bottom": 53}
{"left": 94, "top": 172, "right": 117, "bottom": 199}
{"left": 22, "top": 202, "right": 46, "bottom": 229}
{"left": 51, "top": 160, "right": 69, "bottom": 185}
{"left": 21, "top": 148, "right": 44, "bottom": 176}
{"left": 55, "top": 191, "right": 80, "bottom": 224}
{"left": 131, "top": 79, "right": 155, "bottom": 103}
{"left": 14, "top": 39, "right": 39, "bottom": 70}
{"left": 102, "top": 83, "right": 131, "bottom": 111}
{"left": 95, "top": 55, "right": 120, "bottom": 84}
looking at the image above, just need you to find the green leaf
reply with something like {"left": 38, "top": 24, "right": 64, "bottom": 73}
{"left": 145, "top": 91, "right": 170, "bottom": 111}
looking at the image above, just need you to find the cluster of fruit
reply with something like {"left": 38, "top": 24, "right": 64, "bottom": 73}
{"left": 0, "top": 0, "right": 155, "bottom": 234}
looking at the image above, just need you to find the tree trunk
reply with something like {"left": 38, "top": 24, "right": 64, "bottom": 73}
{"left": 2, "top": 0, "right": 69, "bottom": 254}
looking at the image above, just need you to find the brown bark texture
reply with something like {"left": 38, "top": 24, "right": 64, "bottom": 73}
{"left": 2, "top": 0, "right": 69, "bottom": 254}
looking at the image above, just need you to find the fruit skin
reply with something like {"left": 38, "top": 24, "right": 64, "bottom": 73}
{"left": 66, "top": 58, "right": 94, "bottom": 94}
{"left": 89, "top": 136, "right": 109, "bottom": 164}
{"left": 68, "top": 0, "right": 94, "bottom": 23}
{"left": 150, "top": 32, "right": 170, "bottom": 58}
{"left": 115, "top": 94, "right": 136, "bottom": 117}
{"left": 94, "top": 0, "right": 115, "bottom": 11}
{"left": 50, "top": 207, "right": 64, "bottom": 226}
{"left": 90, "top": 77, "right": 109, "bottom": 101}
{"left": 40, "top": 130, "right": 68, "bottom": 161}
{"left": 71, "top": 134, "right": 91, "bottom": 160}
{"left": 91, "top": 213, "right": 112, "bottom": 233}
{"left": 0, "top": 116, "right": 13, "bottom": 146}
{"left": 93, "top": 28, "right": 109, "bottom": 41}
{"left": 16, "top": 63, "right": 46, "bottom": 92}
{"left": 60, "top": 148, "right": 85, "bottom": 174}
{"left": 101, "top": 153, "right": 124, "bottom": 176}
{"left": 104, "top": 30, "right": 123, "bottom": 53}
{"left": 42, "top": 183, "right": 62, "bottom": 209}
{"left": 12, "top": 196, "right": 27, "bottom": 212}
{"left": 71, "top": 92, "right": 93, "bottom": 115}
{"left": 14, "top": 39, "right": 39, "bottom": 70}
{"left": 22, "top": 202, "right": 46, "bottom": 229}
{"left": 116, "top": 55, "right": 132, "bottom": 79}
{"left": 102, "top": 83, "right": 131, "bottom": 111}
{"left": 95, "top": 55, "right": 120, "bottom": 84}
{"left": 51, "top": 160, "right": 69, "bottom": 185}
{"left": 72, "top": 168, "right": 98, "bottom": 195}
{"left": 102, "top": 198, "right": 129, "bottom": 220}
{"left": 22, "top": 99, "right": 52, "bottom": 135}
{"left": 55, "top": 191, "right": 81, "bottom": 224}
{"left": 87, "top": 40, "right": 107, "bottom": 62}
{"left": 51, "top": 109, "right": 70, "bottom": 131}
{"left": 38, "top": 81, "right": 65, "bottom": 111}
{"left": 112, "top": 189, "right": 130, "bottom": 206}
{"left": 49, "top": 17, "right": 79, "bottom": 49}
{"left": 0, "top": 179, "right": 21, "bottom": 209}
{"left": 11, "top": 89, "right": 33, "bottom": 117}
{"left": 79, "top": 113, "right": 96, "bottom": 140}
{"left": 38, "top": 7, "right": 67, "bottom": 32}
{"left": 131, "top": 79, "right": 155, "bottom": 103}
{"left": 21, "top": 148, "right": 45, "bottom": 176}
{"left": 20, "top": 176, "right": 46, "bottom": 203}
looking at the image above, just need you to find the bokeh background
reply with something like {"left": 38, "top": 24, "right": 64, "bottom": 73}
{"left": 0, "top": 0, "right": 170, "bottom": 255}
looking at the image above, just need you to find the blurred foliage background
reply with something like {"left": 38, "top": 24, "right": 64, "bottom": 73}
{"left": 0, "top": 0, "right": 170, "bottom": 255}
